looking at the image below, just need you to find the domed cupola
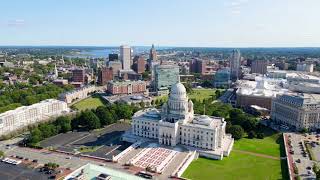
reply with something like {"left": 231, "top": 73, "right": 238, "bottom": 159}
{"left": 170, "top": 82, "right": 187, "bottom": 100}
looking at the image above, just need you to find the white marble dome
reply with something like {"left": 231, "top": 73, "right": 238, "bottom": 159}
{"left": 170, "top": 82, "right": 187, "bottom": 99}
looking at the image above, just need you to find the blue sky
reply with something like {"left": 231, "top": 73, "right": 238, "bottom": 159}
{"left": 1, "top": 0, "right": 320, "bottom": 47}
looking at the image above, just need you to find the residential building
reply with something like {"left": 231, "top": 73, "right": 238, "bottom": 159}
{"left": 120, "top": 45, "right": 132, "bottom": 70}
{"left": 132, "top": 56, "right": 146, "bottom": 74}
{"left": 98, "top": 67, "right": 113, "bottom": 85}
{"left": 0, "top": 99, "right": 69, "bottom": 136}
{"left": 53, "top": 79, "right": 68, "bottom": 86}
{"left": 107, "top": 81, "right": 147, "bottom": 95}
{"left": 107, "top": 61, "right": 122, "bottom": 75}
{"left": 59, "top": 85, "right": 96, "bottom": 104}
{"left": 251, "top": 60, "right": 268, "bottom": 74}
{"left": 271, "top": 93, "right": 320, "bottom": 130}
{"left": 72, "top": 68, "right": 85, "bottom": 83}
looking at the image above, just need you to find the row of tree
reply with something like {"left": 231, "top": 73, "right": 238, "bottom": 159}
{"left": 191, "top": 98, "right": 263, "bottom": 140}
{"left": 26, "top": 103, "right": 136, "bottom": 146}
{"left": 0, "top": 83, "right": 73, "bottom": 113}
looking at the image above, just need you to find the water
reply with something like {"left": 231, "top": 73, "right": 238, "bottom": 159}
{"left": 68, "top": 46, "right": 171, "bottom": 58}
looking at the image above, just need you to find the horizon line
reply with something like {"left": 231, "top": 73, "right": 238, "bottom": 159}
{"left": 1, "top": 45, "right": 320, "bottom": 49}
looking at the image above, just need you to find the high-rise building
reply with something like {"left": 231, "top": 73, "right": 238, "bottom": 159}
{"left": 214, "top": 68, "right": 231, "bottom": 88}
{"left": 154, "top": 65, "right": 180, "bottom": 90}
{"left": 149, "top": 44, "right": 157, "bottom": 61}
{"left": 251, "top": 60, "right": 268, "bottom": 74}
{"left": 230, "top": 49, "right": 241, "bottom": 80}
{"left": 120, "top": 45, "right": 132, "bottom": 70}
{"left": 98, "top": 67, "right": 113, "bottom": 85}
{"left": 107, "top": 61, "right": 122, "bottom": 75}
{"left": 132, "top": 55, "right": 146, "bottom": 74}
{"left": 189, "top": 59, "right": 214, "bottom": 75}
{"left": 108, "top": 53, "right": 119, "bottom": 62}
{"left": 72, "top": 68, "right": 85, "bottom": 83}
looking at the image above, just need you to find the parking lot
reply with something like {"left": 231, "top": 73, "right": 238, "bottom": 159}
{"left": 0, "top": 161, "right": 49, "bottom": 180}
{"left": 39, "top": 122, "right": 132, "bottom": 160}
{"left": 285, "top": 133, "right": 319, "bottom": 179}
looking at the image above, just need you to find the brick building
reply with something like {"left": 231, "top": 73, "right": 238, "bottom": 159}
{"left": 98, "top": 67, "right": 113, "bottom": 85}
{"left": 107, "top": 81, "right": 147, "bottom": 95}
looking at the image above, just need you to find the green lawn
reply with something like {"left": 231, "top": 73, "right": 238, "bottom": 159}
{"left": 233, "top": 134, "right": 281, "bottom": 157}
{"left": 155, "top": 88, "right": 217, "bottom": 103}
{"left": 182, "top": 152, "right": 282, "bottom": 180}
{"left": 72, "top": 97, "right": 105, "bottom": 111}
{"left": 188, "top": 88, "right": 216, "bottom": 102}
{"left": 183, "top": 131, "right": 287, "bottom": 180}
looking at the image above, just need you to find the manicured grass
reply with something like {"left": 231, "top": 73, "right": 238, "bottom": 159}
{"left": 182, "top": 152, "right": 282, "bottom": 180}
{"left": 155, "top": 88, "right": 217, "bottom": 103}
{"left": 233, "top": 133, "right": 281, "bottom": 157}
{"left": 72, "top": 97, "right": 105, "bottom": 111}
{"left": 188, "top": 88, "right": 216, "bottom": 102}
{"left": 183, "top": 130, "right": 286, "bottom": 180}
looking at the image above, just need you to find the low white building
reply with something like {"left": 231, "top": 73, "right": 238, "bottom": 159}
{"left": 271, "top": 93, "right": 320, "bottom": 130}
{"left": 59, "top": 85, "right": 96, "bottom": 104}
{"left": 126, "top": 82, "right": 233, "bottom": 160}
{"left": 0, "top": 99, "right": 69, "bottom": 136}
{"left": 296, "top": 63, "right": 314, "bottom": 73}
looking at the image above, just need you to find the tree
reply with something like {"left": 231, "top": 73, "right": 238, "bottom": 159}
{"left": 55, "top": 116, "right": 71, "bottom": 133}
{"left": 227, "top": 125, "right": 244, "bottom": 140}
{"left": 81, "top": 110, "right": 101, "bottom": 130}
{"left": 201, "top": 80, "right": 212, "bottom": 88}
{"left": 29, "top": 128, "right": 42, "bottom": 144}
{"left": 0, "top": 150, "right": 4, "bottom": 158}
{"left": 257, "top": 133, "right": 264, "bottom": 139}
{"left": 248, "top": 131, "right": 256, "bottom": 139}
{"left": 95, "top": 106, "right": 114, "bottom": 126}
{"left": 183, "top": 82, "right": 193, "bottom": 94}
{"left": 116, "top": 103, "right": 133, "bottom": 119}
{"left": 313, "top": 164, "right": 320, "bottom": 180}
{"left": 139, "top": 101, "right": 145, "bottom": 108}
{"left": 215, "top": 90, "right": 221, "bottom": 98}
{"left": 38, "top": 124, "right": 58, "bottom": 138}
{"left": 142, "top": 71, "right": 150, "bottom": 80}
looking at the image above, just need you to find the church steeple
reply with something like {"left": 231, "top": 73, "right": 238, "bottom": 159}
{"left": 54, "top": 64, "right": 58, "bottom": 79}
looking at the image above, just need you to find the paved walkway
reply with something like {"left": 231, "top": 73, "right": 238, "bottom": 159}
{"left": 233, "top": 149, "right": 280, "bottom": 160}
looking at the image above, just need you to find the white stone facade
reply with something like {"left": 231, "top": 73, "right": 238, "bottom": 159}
{"left": 59, "top": 85, "right": 96, "bottom": 104}
{"left": 271, "top": 93, "right": 320, "bottom": 130}
{"left": 0, "top": 99, "right": 69, "bottom": 136}
{"left": 130, "top": 82, "right": 233, "bottom": 159}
